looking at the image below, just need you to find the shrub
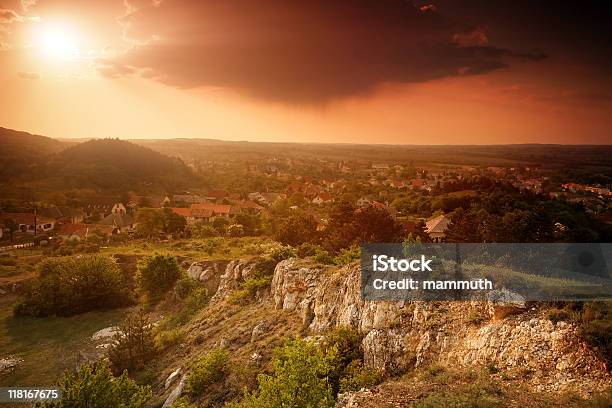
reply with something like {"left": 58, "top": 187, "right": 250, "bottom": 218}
{"left": 137, "top": 254, "right": 182, "bottom": 299}
{"left": 186, "top": 349, "right": 230, "bottom": 397}
{"left": 155, "top": 327, "right": 185, "bottom": 350}
{"left": 339, "top": 360, "right": 382, "bottom": 393}
{"left": 14, "top": 255, "right": 133, "bottom": 317}
{"left": 230, "top": 338, "right": 336, "bottom": 408}
{"left": 109, "top": 309, "right": 157, "bottom": 374}
{"left": 41, "top": 360, "right": 151, "bottom": 408}
{"left": 174, "top": 277, "right": 198, "bottom": 300}
{"left": 334, "top": 245, "right": 361, "bottom": 266}
{"left": 314, "top": 248, "right": 335, "bottom": 265}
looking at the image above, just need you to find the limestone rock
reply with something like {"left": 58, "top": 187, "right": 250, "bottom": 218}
{"left": 251, "top": 321, "right": 269, "bottom": 343}
{"left": 162, "top": 375, "right": 186, "bottom": 408}
{"left": 164, "top": 367, "right": 182, "bottom": 390}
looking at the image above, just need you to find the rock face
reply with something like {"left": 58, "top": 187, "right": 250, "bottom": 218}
{"left": 211, "top": 260, "right": 257, "bottom": 301}
{"left": 271, "top": 259, "right": 611, "bottom": 394}
{"left": 186, "top": 260, "right": 228, "bottom": 297}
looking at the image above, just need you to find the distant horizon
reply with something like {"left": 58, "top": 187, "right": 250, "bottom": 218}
{"left": 4, "top": 126, "right": 612, "bottom": 148}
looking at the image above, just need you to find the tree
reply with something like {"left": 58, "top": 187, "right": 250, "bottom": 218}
{"left": 352, "top": 206, "right": 403, "bottom": 244}
{"left": 274, "top": 212, "right": 319, "bottom": 246}
{"left": 212, "top": 217, "right": 230, "bottom": 234}
{"left": 3, "top": 218, "right": 18, "bottom": 242}
{"left": 230, "top": 338, "right": 336, "bottom": 408}
{"left": 41, "top": 360, "right": 151, "bottom": 408}
{"left": 135, "top": 208, "right": 165, "bottom": 238}
{"left": 109, "top": 309, "right": 157, "bottom": 374}
{"left": 136, "top": 253, "right": 182, "bottom": 298}
{"left": 163, "top": 207, "right": 187, "bottom": 234}
{"left": 14, "top": 255, "right": 133, "bottom": 317}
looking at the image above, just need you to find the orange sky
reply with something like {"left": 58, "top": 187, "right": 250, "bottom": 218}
{"left": 0, "top": 1, "right": 610, "bottom": 144}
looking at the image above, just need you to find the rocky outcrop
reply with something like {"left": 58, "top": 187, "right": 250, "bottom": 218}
{"left": 211, "top": 260, "right": 256, "bottom": 301}
{"left": 271, "top": 259, "right": 611, "bottom": 395}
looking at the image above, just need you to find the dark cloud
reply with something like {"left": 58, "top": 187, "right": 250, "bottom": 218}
{"left": 104, "top": 0, "right": 548, "bottom": 103}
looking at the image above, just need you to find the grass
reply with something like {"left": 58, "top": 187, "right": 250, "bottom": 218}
{"left": 0, "top": 294, "right": 129, "bottom": 386}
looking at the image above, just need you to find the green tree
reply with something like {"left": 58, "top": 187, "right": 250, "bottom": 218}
{"left": 136, "top": 253, "right": 182, "bottom": 298}
{"left": 231, "top": 338, "right": 336, "bottom": 408}
{"left": 42, "top": 360, "right": 151, "bottom": 408}
{"left": 186, "top": 348, "right": 230, "bottom": 397}
{"left": 163, "top": 207, "right": 187, "bottom": 234}
{"left": 274, "top": 212, "right": 319, "bottom": 247}
{"left": 135, "top": 208, "right": 165, "bottom": 238}
{"left": 212, "top": 217, "right": 230, "bottom": 234}
{"left": 14, "top": 255, "right": 133, "bottom": 317}
{"left": 109, "top": 309, "right": 157, "bottom": 374}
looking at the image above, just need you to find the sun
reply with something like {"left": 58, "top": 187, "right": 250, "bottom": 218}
{"left": 35, "top": 22, "right": 80, "bottom": 60}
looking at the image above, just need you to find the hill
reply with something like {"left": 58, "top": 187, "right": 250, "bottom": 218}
{"left": 42, "top": 138, "right": 198, "bottom": 194}
{"left": 0, "top": 127, "right": 67, "bottom": 179}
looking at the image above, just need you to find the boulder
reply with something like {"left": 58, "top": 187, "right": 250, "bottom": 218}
{"left": 164, "top": 367, "right": 182, "bottom": 390}
{"left": 162, "top": 375, "right": 186, "bottom": 408}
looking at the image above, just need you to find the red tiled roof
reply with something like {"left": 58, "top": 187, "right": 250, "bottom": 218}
{"left": 171, "top": 208, "right": 192, "bottom": 217}
{"left": 191, "top": 203, "right": 231, "bottom": 214}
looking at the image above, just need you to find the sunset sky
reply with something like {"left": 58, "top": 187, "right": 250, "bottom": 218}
{"left": 0, "top": 0, "right": 610, "bottom": 144}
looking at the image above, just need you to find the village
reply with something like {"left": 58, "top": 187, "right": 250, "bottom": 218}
{"left": 2, "top": 155, "right": 610, "bottom": 248}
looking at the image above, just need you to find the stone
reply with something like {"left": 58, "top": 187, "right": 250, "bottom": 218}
{"left": 165, "top": 368, "right": 182, "bottom": 390}
{"left": 0, "top": 356, "right": 23, "bottom": 374}
{"left": 162, "top": 375, "right": 186, "bottom": 408}
{"left": 187, "top": 262, "right": 203, "bottom": 280}
{"left": 251, "top": 321, "right": 269, "bottom": 343}
{"left": 91, "top": 326, "right": 119, "bottom": 341}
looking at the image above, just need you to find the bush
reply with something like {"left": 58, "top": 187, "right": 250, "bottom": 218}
{"left": 186, "top": 349, "right": 230, "bottom": 397}
{"left": 334, "top": 245, "right": 360, "bottom": 266}
{"left": 174, "top": 277, "right": 198, "bottom": 300}
{"left": 339, "top": 360, "right": 382, "bottom": 393}
{"left": 109, "top": 309, "right": 157, "bottom": 374}
{"left": 14, "top": 255, "right": 133, "bottom": 317}
{"left": 137, "top": 254, "right": 182, "bottom": 299}
{"left": 41, "top": 360, "right": 151, "bottom": 408}
{"left": 230, "top": 338, "right": 336, "bottom": 408}
{"left": 155, "top": 328, "right": 185, "bottom": 350}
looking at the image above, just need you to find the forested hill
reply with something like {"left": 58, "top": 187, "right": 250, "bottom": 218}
{"left": 42, "top": 138, "right": 198, "bottom": 193}
{"left": 0, "top": 127, "right": 67, "bottom": 178}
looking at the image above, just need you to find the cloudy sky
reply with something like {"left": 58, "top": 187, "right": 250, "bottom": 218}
{"left": 0, "top": 0, "right": 610, "bottom": 144}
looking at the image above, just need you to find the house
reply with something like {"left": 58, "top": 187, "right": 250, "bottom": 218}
{"left": 205, "top": 189, "right": 228, "bottom": 201}
{"left": 171, "top": 208, "right": 196, "bottom": 224}
{"left": 100, "top": 212, "right": 133, "bottom": 233}
{"left": 425, "top": 214, "right": 452, "bottom": 243}
{"left": 86, "top": 197, "right": 118, "bottom": 216}
{"left": 191, "top": 203, "right": 232, "bottom": 218}
{"left": 173, "top": 194, "right": 206, "bottom": 205}
{"left": 312, "top": 193, "right": 333, "bottom": 205}
{"left": 111, "top": 203, "right": 127, "bottom": 214}
{"left": 57, "top": 223, "right": 90, "bottom": 240}
{"left": 57, "top": 207, "right": 85, "bottom": 224}
{"left": 0, "top": 212, "right": 55, "bottom": 234}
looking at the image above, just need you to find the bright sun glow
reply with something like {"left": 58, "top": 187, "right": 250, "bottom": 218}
{"left": 36, "top": 23, "right": 80, "bottom": 60}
